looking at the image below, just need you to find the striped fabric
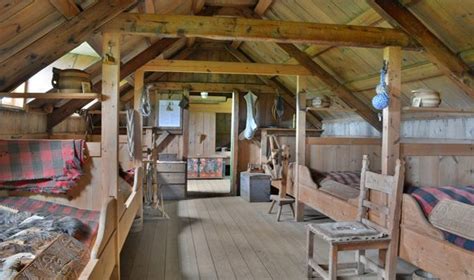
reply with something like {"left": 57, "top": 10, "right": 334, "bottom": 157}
{"left": 323, "top": 171, "right": 361, "bottom": 189}
{"left": 0, "top": 196, "right": 99, "bottom": 248}
{"left": 408, "top": 186, "right": 474, "bottom": 251}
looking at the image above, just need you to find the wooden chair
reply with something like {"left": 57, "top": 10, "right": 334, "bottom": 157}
{"left": 306, "top": 155, "right": 405, "bottom": 280}
{"left": 268, "top": 144, "right": 295, "bottom": 221}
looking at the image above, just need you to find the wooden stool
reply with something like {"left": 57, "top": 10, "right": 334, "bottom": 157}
{"left": 268, "top": 194, "right": 295, "bottom": 221}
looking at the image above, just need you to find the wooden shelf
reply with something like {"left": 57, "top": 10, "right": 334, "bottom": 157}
{"left": 0, "top": 92, "right": 101, "bottom": 100}
{"left": 402, "top": 106, "right": 474, "bottom": 114}
{"left": 259, "top": 127, "right": 323, "bottom": 132}
{"left": 306, "top": 107, "right": 356, "bottom": 113}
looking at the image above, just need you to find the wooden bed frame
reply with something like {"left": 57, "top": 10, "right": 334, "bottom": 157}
{"left": 399, "top": 194, "right": 474, "bottom": 280}
{"left": 0, "top": 139, "right": 144, "bottom": 279}
{"left": 293, "top": 137, "right": 474, "bottom": 279}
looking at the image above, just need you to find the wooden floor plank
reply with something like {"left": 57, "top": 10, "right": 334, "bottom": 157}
{"left": 186, "top": 199, "right": 219, "bottom": 279}
{"left": 222, "top": 197, "right": 304, "bottom": 279}
{"left": 207, "top": 197, "right": 272, "bottom": 279}
{"left": 194, "top": 198, "right": 237, "bottom": 279}
{"left": 128, "top": 220, "right": 157, "bottom": 279}
{"left": 204, "top": 197, "right": 254, "bottom": 280}
{"left": 164, "top": 201, "right": 181, "bottom": 280}
{"left": 213, "top": 197, "right": 288, "bottom": 279}
{"left": 177, "top": 199, "right": 200, "bottom": 280}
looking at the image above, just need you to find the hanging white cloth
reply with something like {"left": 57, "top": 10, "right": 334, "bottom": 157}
{"left": 243, "top": 91, "right": 258, "bottom": 140}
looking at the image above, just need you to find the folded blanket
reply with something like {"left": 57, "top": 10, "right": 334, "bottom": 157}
{"left": 408, "top": 186, "right": 474, "bottom": 251}
{"left": 0, "top": 140, "right": 85, "bottom": 194}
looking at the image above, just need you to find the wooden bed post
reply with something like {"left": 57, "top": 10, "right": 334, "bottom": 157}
{"left": 230, "top": 90, "right": 240, "bottom": 196}
{"left": 381, "top": 46, "right": 402, "bottom": 175}
{"left": 295, "top": 76, "right": 307, "bottom": 222}
{"left": 101, "top": 32, "right": 121, "bottom": 279}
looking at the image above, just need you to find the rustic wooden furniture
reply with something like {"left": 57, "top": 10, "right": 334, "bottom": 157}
{"left": 307, "top": 156, "right": 405, "bottom": 280}
{"left": 157, "top": 160, "right": 187, "bottom": 200}
{"left": 268, "top": 144, "right": 295, "bottom": 221}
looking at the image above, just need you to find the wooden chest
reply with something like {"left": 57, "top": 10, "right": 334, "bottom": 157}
{"left": 240, "top": 172, "right": 271, "bottom": 202}
{"left": 157, "top": 161, "right": 187, "bottom": 200}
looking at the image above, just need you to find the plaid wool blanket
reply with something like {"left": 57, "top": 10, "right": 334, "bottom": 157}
{"left": 0, "top": 139, "right": 85, "bottom": 194}
{"left": 408, "top": 186, "right": 474, "bottom": 251}
{"left": 323, "top": 171, "right": 361, "bottom": 189}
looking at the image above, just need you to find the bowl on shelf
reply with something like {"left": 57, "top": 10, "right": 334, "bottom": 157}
{"left": 311, "top": 96, "right": 331, "bottom": 108}
{"left": 411, "top": 88, "right": 441, "bottom": 108}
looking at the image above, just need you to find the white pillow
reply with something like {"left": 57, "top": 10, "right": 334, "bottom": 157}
{"left": 429, "top": 199, "right": 474, "bottom": 240}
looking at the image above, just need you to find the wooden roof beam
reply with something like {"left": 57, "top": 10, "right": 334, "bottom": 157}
{"left": 367, "top": 0, "right": 474, "bottom": 99}
{"left": 140, "top": 59, "right": 312, "bottom": 76}
{"left": 278, "top": 43, "right": 382, "bottom": 131}
{"left": 105, "top": 14, "right": 418, "bottom": 49}
{"left": 0, "top": 0, "right": 137, "bottom": 93}
{"left": 149, "top": 82, "right": 275, "bottom": 93}
{"left": 47, "top": 38, "right": 181, "bottom": 129}
{"left": 225, "top": 46, "right": 322, "bottom": 128}
{"left": 50, "top": 0, "right": 81, "bottom": 20}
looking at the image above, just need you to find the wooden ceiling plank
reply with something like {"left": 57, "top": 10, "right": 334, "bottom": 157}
{"left": 106, "top": 14, "right": 418, "bottom": 49}
{"left": 278, "top": 43, "right": 382, "bottom": 131}
{"left": 204, "top": 0, "right": 257, "bottom": 7}
{"left": 253, "top": 0, "right": 273, "bottom": 16}
{"left": 225, "top": 46, "right": 322, "bottom": 128}
{"left": 149, "top": 82, "right": 275, "bottom": 93}
{"left": 49, "top": 0, "right": 81, "bottom": 20}
{"left": 0, "top": 0, "right": 137, "bottom": 93}
{"left": 47, "top": 37, "right": 179, "bottom": 129}
{"left": 367, "top": 0, "right": 474, "bottom": 99}
{"left": 140, "top": 59, "right": 312, "bottom": 76}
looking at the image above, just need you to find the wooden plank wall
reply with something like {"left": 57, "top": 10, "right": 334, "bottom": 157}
{"left": 322, "top": 117, "right": 474, "bottom": 139}
{"left": 308, "top": 144, "right": 382, "bottom": 173}
{"left": 188, "top": 111, "right": 216, "bottom": 157}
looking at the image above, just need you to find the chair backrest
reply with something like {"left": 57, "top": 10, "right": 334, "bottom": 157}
{"left": 357, "top": 155, "right": 405, "bottom": 237}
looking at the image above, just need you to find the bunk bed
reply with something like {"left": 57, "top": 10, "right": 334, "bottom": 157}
{"left": 0, "top": 137, "right": 143, "bottom": 279}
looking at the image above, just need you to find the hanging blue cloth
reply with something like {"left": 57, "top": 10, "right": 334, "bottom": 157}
{"left": 372, "top": 61, "right": 390, "bottom": 110}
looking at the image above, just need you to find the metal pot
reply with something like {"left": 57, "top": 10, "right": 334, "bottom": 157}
{"left": 51, "top": 67, "right": 91, "bottom": 93}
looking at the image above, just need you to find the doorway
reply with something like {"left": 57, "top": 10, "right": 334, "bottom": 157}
{"left": 186, "top": 95, "right": 232, "bottom": 196}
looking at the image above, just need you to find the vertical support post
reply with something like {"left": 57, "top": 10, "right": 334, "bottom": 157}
{"left": 133, "top": 69, "right": 145, "bottom": 168}
{"left": 381, "top": 46, "right": 402, "bottom": 280}
{"left": 260, "top": 129, "right": 268, "bottom": 164}
{"left": 101, "top": 32, "right": 120, "bottom": 279}
{"left": 181, "top": 88, "right": 190, "bottom": 196}
{"left": 295, "top": 76, "right": 307, "bottom": 222}
{"left": 381, "top": 47, "right": 402, "bottom": 175}
{"left": 132, "top": 69, "right": 144, "bottom": 232}
{"left": 230, "top": 90, "right": 240, "bottom": 196}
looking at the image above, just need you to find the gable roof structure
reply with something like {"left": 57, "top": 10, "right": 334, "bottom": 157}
{"left": 0, "top": 0, "right": 472, "bottom": 130}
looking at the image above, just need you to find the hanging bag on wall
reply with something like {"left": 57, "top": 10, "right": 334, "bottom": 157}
{"left": 372, "top": 61, "right": 390, "bottom": 110}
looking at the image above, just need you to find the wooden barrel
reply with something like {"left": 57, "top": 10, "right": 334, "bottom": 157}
{"left": 51, "top": 67, "right": 91, "bottom": 93}
{"left": 411, "top": 88, "right": 441, "bottom": 108}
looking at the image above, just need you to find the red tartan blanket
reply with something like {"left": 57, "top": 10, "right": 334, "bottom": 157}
{"left": 408, "top": 186, "right": 474, "bottom": 251}
{"left": 0, "top": 139, "right": 85, "bottom": 194}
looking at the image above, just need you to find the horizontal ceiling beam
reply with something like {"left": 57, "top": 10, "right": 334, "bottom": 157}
{"left": 105, "top": 14, "right": 419, "bottom": 49}
{"left": 149, "top": 82, "right": 275, "bottom": 93}
{"left": 140, "top": 59, "right": 312, "bottom": 76}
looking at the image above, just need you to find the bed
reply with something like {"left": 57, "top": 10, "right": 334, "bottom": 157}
{"left": 291, "top": 137, "right": 381, "bottom": 221}
{"left": 0, "top": 139, "right": 143, "bottom": 279}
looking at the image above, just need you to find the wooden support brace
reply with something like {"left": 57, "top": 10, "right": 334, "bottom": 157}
{"left": 295, "top": 76, "right": 307, "bottom": 222}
